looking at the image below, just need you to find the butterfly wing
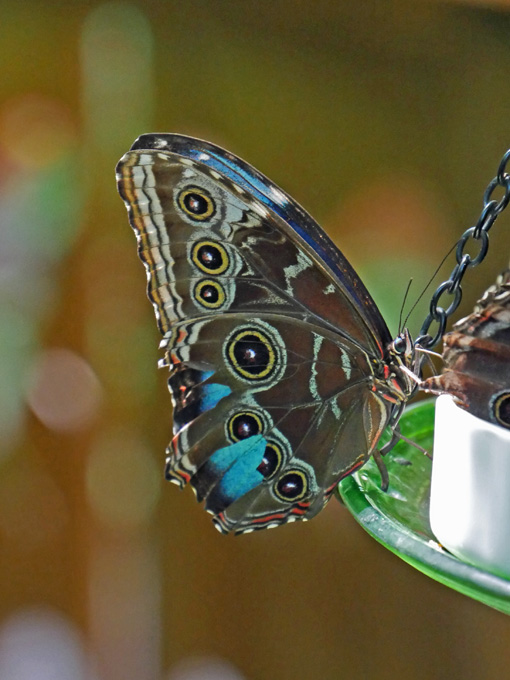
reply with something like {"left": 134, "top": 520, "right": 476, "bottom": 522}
{"left": 116, "top": 133, "right": 399, "bottom": 533}
{"left": 424, "top": 269, "right": 510, "bottom": 428}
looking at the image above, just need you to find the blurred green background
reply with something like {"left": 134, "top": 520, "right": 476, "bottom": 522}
{"left": 1, "top": 1, "right": 510, "bottom": 679}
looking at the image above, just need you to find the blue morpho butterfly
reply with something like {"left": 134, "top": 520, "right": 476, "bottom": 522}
{"left": 116, "top": 134, "right": 420, "bottom": 534}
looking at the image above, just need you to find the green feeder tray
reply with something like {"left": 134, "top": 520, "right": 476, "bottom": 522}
{"left": 337, "top": 400, "right": 510, "bottom": 615}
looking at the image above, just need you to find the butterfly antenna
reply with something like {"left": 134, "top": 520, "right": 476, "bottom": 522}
{"left": 398, "top": 278, "right": 414, "bottom": 334}
{"left": 415, "top": 345, "right": 442, "bottom": 377}
{"left": 401, "top": 242, "right": 457, "bottom": 331}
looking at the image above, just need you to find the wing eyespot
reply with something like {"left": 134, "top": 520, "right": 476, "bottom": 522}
{"left": 225, "top": 327, "right": 277, "bottom": 381}
{"left": 227, "top": 411, "right": 264, "bottom": 441}
{"left": 274, "top": 469, "right": 308, "bottom": 502}
{"left": 257, "top": 441, "right": 283, "bottom": 480}
{"left": 191, "top": 240, "right": 229, "bottom": 275}
{"left": 193, "top": 279, "right": 226, "bottom": 309}
{"left": 493, "top": 391, "right": 510, "bottom": 429}
{"left": 177, "top": 186, "right": 216, "bottom": 221}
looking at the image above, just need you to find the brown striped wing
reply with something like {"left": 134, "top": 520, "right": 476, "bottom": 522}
{"left": 116, "top": 137, "right": 408, "bottom": 533}
{"left": 424, "top": 269, "right": 510, "bottom": 429}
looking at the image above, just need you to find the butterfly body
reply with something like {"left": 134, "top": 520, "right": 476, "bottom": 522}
{"left": 424, "top": 269, "right": 510, "bottom": 429}
{"left": 116, "top": 134, "right": 416, "bottom": 533}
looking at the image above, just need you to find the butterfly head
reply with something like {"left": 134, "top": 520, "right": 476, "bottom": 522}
{"left": 386, "top": 329, "right": 420, "bottom": 398}
{"left": 390, "top": 328, "right": 413, "bottom": 359}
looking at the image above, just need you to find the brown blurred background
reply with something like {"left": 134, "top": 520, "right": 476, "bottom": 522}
{"left": 2, "top": 1, "right": 510, "bottom": 679}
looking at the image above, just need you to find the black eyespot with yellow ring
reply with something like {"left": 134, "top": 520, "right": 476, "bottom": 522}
{"left": 177, "top": 186, "right": 215, "bottom": 221}
{"left": 193, "top": 279, "right": 226, "bottom": 309}
{"left": 274, "top": 469, "right": 308, "bottom": 502}
{"left": 257, "top": 441, "right": 283, "bottom": 480}
{"left": 191, "top": 240, "right": 229, "bottom": 275}
{"left": 493, "top": 391, "right": 510, "bottom": 429}
{"left": 227, "top": 411, "right": 264, "bottom": 441}
{"left": 225, "top": 327, "right": 277, "bottom": 381}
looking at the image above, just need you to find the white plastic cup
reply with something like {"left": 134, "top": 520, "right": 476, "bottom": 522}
{"left": 430, "top": 395, "right": 510, "bottom": 578}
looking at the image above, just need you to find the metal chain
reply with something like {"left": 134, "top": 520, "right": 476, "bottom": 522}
{"left": 415, "top": 148, "right": 510, "bottom": 350}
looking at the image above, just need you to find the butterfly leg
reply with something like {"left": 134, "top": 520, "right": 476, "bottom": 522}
{"left": 372, "top": 449, "right": 390, "bottom": 491}
{"left": 396, "top": 431, "right": 432, "bottom": 460}
{"left": 379, "top": 422, "right": 432, "bottom": 467}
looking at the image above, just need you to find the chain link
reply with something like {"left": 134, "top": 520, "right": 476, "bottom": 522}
{"left": 416, "top": 149, "right": 510, "bottom": 349}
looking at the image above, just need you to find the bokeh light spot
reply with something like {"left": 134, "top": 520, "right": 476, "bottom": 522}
{"left": 0, "top": 94, "right": 77, "bottom": 170}
{"left": 0, "top": 607, "right": 94, "bottom": 680}
{"left": 81, "top": 2, "right": 154, "bottom": 147}
{"left": 26, "top": 348, "right": 102, "bottom": 433}
{"left": 167, "top": 656, "right": 246, "bottom": 680}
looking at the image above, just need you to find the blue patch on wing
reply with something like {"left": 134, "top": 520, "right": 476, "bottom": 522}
{"left": 209, "top": 435, "right": 266, "bottom": 500}
{"left": 200, "top": 383, "right": 231, "bottom": 412}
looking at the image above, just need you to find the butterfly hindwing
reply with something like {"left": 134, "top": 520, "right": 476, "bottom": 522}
{"left": 160, "top": 313, "right": 391, "bottom": 532}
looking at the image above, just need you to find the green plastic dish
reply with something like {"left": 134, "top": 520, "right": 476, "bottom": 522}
{"left": 337, "top": 400, "right": 510, "bottom": 615}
